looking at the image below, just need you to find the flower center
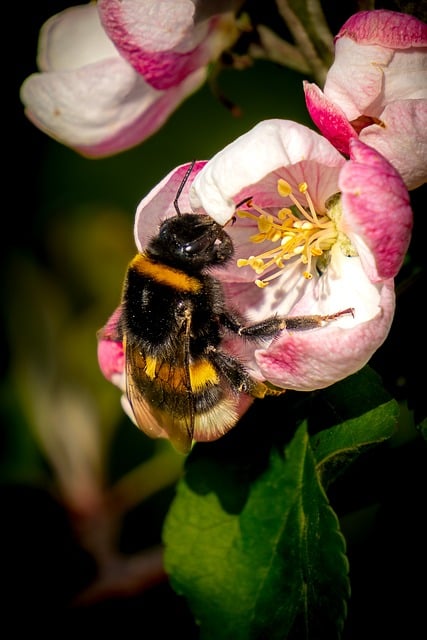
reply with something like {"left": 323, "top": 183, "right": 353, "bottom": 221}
{"left": 236, "top": 179, "right": 342, "bottom": 288}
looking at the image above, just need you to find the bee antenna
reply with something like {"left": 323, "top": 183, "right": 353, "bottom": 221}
{"left": 174, "top": 160, "right": 196, "bottom": 216}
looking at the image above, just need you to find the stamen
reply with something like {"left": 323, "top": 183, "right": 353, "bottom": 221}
{"left": 237, "top": 179, "right": 342, "bottom": 285}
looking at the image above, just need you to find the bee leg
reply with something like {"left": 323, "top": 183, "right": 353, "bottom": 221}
{"left": 222, "top": 308, "right": 355, "bottom": 339}
{"left": 206, "top": 347, "right": 267, "bottom": 397}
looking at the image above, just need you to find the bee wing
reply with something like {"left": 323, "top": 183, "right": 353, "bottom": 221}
{"left": 122, "top": 340, "right": 165, "bottom": 440}
{"left": 123, "top": 316, "right": 195, "bottom": 455}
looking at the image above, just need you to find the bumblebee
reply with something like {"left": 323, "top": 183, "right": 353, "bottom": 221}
{"left": 119, "top": 164, "right": 353, "bottom": 453}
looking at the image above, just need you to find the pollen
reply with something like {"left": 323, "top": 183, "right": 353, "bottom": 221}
{"left": 236, "top": 180, "right": 341, "bottom": 287}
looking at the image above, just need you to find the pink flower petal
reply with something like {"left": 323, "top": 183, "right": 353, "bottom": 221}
{"left": 359, "top": 100, "right": 427, "bottom": 190}
{"left": 255, "top": 279, "right": 395, "bottom": 391}
{"left": 339, "top": 139, "right": 412, "bottom": 281}
{"left": 134, "top": 161, "right": 208, "bottom": 251}
{"left": 336, "top": 9, "right": 427, "bottom": 49}
{"left": 325, "top": 42, "right": 426, "bottom": 122}
{"left": 303, "top": 81, "right": 357, "bottom": 156}
{"left": 98, "top": 0, "right": 237, "bottom": 89}
{"left": 97, "top": 307, "right": 125, "bottom": 383}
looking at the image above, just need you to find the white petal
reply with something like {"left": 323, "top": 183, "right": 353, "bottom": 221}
{"left": 298, "top": 247, "right": 382, "bottom": 324}
{"left": 21, "top": 59, "right": 206, "bottom": 155}
{"left": 359, "top": 100, "right": 427, "bottom": 190}
{"left": 190, "top": 119, "right": 345, "bottom": 225}
{"left": 21, "top": 58, "right": 161, "bottom": 146}
{"left": 38, "top": 4, "right": 118, "bottom": 71}
{"left": 323, "top": 39, "right": 392, "bottom": 119}
{"left": 254, "top": 276, "right": 395, "bottom": 391}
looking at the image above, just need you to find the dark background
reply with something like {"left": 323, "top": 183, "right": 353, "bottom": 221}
{"left": 4, "top": 1, "right": 426, "bottom": 635}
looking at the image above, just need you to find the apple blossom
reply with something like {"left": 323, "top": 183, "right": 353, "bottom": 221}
{"left": 303, "top": 10, "right": 427, "bottom": 190}
{"left": 98, "top": 120, "right": 412, "bottom": 448}
{"left": 20, "top": 1, "right": 239, "bottom": 157}
{"left": 190, "top": 119, "right": 412, "bottom": 389}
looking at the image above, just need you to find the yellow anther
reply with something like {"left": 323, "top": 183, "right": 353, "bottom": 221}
{"left": 237, "top": 259, "right": 250, "bottom": 267}
{"left": 303, "top": 271, "right": 313, "bottom": 279}
{"left": 255, "top": 279, "right": 269, "bottom": 288}
{"left": 278, "top": 208, "right": 292, "bottom": 219}
{"left": 249, "top": 233, "right": 267, "bottom": 244}
{"left": 258, "top": 214, "right": 273, "bottom": 233}
{"left": 277, "top": 179, "right": 292, "bottom": 197}
{"left": 249, "top": 257, "right": 265, "bottom": 272}
{"left": 298, "top": 182, "right": 308, "bottom": 193}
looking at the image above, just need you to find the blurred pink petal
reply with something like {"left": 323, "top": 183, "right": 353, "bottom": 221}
{"left": 98, "top": 0, "right": 239, "bottom": 89}
{"left": 20, "top": 1, "right": 234, "bottom": 156}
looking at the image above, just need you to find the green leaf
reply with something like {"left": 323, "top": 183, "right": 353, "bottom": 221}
{"left": 310, "top": 367, "right": 399, "bottom": 487}
{"left": 163, "top": 423, "right": 350, "bottom": 639}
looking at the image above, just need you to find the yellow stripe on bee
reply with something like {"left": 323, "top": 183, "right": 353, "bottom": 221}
{"left": 189, "top": 359, "right": 219, "bottom": 390}
{"left": 144, "top": 355, "right": 158, "bottom": 379}
{"left": 131, "top": 253, "right": 202, "bottom": 293}
{"left": 144, "top": 355, "right": 219, "bottom": 390}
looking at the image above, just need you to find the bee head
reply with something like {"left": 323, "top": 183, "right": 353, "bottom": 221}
{"left": 147, "top": 213, "right": 234, "bottom": 270}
